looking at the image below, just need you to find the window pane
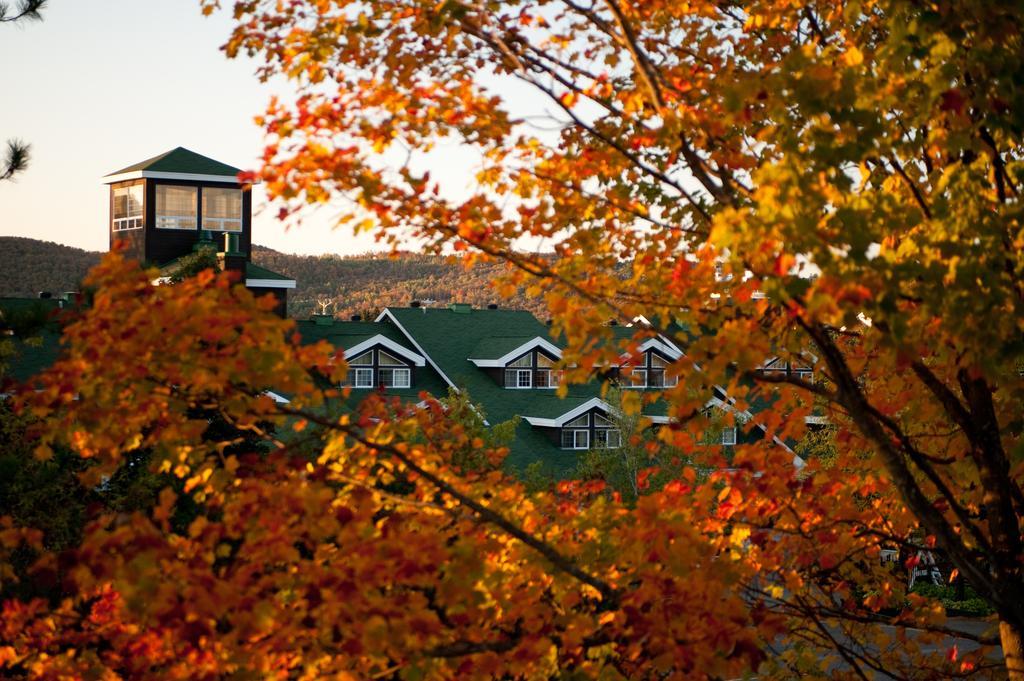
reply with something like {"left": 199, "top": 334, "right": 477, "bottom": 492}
{"left": 536, "top": 353, "right": 555, "bottom": 368}
{"left": 508, "top": 354, "right": 533, "bottom": 368}
{"left": 351, "top": 368, "right": 373, "bottom": 388}
{"left": 155, "top": 185, "right": 197, "bottom": 230}
{"left": 504, "top": 369, "right": 517, "bottom": 387}
{"left": 113, "top": 189, "right": 127, "bottom": 220}
{"left": 595, "top": 429, "right": 620, "bottom": 448}
{"left": 575, "top": 431, "right": 589, "bottom": 449}
{"left": 630, "top": 369, "right": 647, "bottom": 387}
{"left": 649, "top": 370, "right": 665, "bottom": 388}
{"left": 517, "top": 370, "right": 532, "bottom": 388}
{"left": 535, "top": 369, "right": 551, "bottom": 388}
{"left": 561, "top": 430, "right": 575, "bottom": 448}
{"left": 564, "top": 414, "right": 589, "bottom": 428}
{"left": 377, "top": 350, "right": 406, "bottom": 366}
{"left": 593, "top": 413, "right": 613, "bottom": 427}
{"left": 202, "top": 187, "right": 242, "bottom": 232}
{"left": 650, "top": 353, "right": 669, "bottom": 368}
{"left": 348, "top": 350, "right": 373, "bottom": 365}
{"left": 381, "top": 368, "right": 410, "bottom": 388}
{"left": 721, "top": 427, "right": 737, "bottom": 445}
{"left": 127, "top": 185, "right": 143, "bottom": 217}
{"left": 112, "top": 186, "right": 143, "bottom": 231}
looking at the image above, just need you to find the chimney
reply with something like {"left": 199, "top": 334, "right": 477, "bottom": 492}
{"left": 220, "top": 232, "right": 247, "bottom": 275}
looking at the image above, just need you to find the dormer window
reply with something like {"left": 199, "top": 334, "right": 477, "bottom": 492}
{"left": 112, "top": 185, "right": 143, "bottom": 231}
{"left": 343, "top": 348, "right": 412, "bottom": 389}
{"left": 202, "top": 187, "right": 243, "bottom": 232}
{"left": 625, "top": 351, "right": 677, "bottom": 389}
{"left": 346, "top": 350, "right": 374, "bottom": 388}
{"left": 155, "top": 185, "right": 197, "bottom": 230}
{"left": 561, "top": 415, "right": 590, "bottom": 449}
{"left": 503, "top": 350, "right": 560, "bottom": 389}
{"left": 560, "top": 412, "right": 621, "bottom": 450}
{"left": 377, "top": 350, "right": 411, "bottom": 388}
{"left": 759, "top": 357, "right": 813, "bottom": 383}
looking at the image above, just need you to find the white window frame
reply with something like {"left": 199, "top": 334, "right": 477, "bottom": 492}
{"left": 561, "top": 429, "right": 590, "bottom": 450}
{"left": 721, "top": 427, "right": 737, "bottom": 446}
{"left": 380, "top": 367, "right": 411, "bottom": 389}
{"left": 628, "top": 368, "right": 647, "bottom": 388}
{"left": 594, "top": 428, "right": 621, "bottom": 449}
{"left": 352, "top": 368, "right": 374, "bottom": 388}
{"left": 112, "top": 185, "right": 143, "bottom": 231}
{"left": 201, "top": 187, "right": 243, "bottom": 233}
{"left": 505, "top": 368, "right": 533, "bottom": 389}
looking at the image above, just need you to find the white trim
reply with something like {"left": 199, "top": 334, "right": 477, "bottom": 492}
{"left": 629, "top": 315, "right": 652, "bottom": 327}
{"left": 522, "top": 397, "right": 618, "bottom": 428}
{"left": 245, "top": 278, "right": 296, "bottom": 289}
{"left": 104, "top": 170, "right": 260, "bottom": 185}
{"left": 468, "top": 337, "right": 563, "bottom": 368}
{"left": 343, "top": 335, "right": 425, "bottom": 367}
{"left": 375, "top": 309, "right": 458, "bottom": 389}
{"left": 264, "top": 390, "right": 291, "bottom": 404}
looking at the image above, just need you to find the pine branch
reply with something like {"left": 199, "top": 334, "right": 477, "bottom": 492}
{"left": 0, "top": 0, "right": 46, "bottom": 23}
{"left": 0, "top": 139, "right": 30, "bottom": 181}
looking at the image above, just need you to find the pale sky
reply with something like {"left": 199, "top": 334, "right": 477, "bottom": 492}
{"left": 0, "top": 0, "right": 491, "bottom": 256}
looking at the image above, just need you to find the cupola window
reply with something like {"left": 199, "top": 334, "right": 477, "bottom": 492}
{"left": 155, "top": 185, "right": 198, "bottom": 230}
{"left": 112, "top": 185, "right": 143, "bottom": 231}
{"left": 202, "top": 187, "right": 243, "bottom": 232}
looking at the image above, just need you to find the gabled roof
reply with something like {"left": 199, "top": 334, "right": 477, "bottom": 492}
{"left": 104, "top": 147, "right": 250, "bottom": 185}
{"left": 522, "top": 397, "right": 617, "bottom": 428}
{"left": 468, "top": 335, "right": 562, "bottom": 367}
{"left": 344, "top": 335, "right": 425, "bottom": 367}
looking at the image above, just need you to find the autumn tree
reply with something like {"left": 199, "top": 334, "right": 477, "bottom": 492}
{"left": 1, "top": 1, "right": 1021, "bottom": 678}
{"left": 197, "top": 0, "right": 1023, "bottom": 676}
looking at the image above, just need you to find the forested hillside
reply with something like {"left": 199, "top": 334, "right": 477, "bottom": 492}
{"left": 0, "top": 237, "right": 543, "bottom": 318}
{"left": 0, "top": 237, "right": 100, "bottom": 297}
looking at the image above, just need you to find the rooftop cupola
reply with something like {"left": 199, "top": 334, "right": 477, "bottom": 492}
{"left": 103, "top": 147, "right": 253, "bottom": 266}
{"left": 103, "top": 147, "right": 295, "bottom": 317}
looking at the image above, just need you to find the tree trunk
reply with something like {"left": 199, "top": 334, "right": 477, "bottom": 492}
{"left": 1002, "top": 619, "right": 1024, "bottom": 680}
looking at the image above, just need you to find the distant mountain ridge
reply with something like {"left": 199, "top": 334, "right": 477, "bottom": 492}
{"left": 0, "top": 237, "right": 543, "bottom": 319}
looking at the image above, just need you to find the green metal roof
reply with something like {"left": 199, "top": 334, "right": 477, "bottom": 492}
{"left": 1, "top": 330, "right": 62, "bottom": 384}
{"left": 468, "top": 336, "right": 543, "bottom": 360}
{"left": 106, "top": 147, "right": 242, "bottom": 178}
{"left": 245, "top": 262, "right": 294, "bottom": 282}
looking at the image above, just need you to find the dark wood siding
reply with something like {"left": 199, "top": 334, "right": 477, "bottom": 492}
{"left": 143, "top": 179, "right": 252, "bottom": 267}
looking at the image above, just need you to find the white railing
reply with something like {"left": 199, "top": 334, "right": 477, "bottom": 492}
{"left": 113, "top": 216, "right": 143, "bottom": 231}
